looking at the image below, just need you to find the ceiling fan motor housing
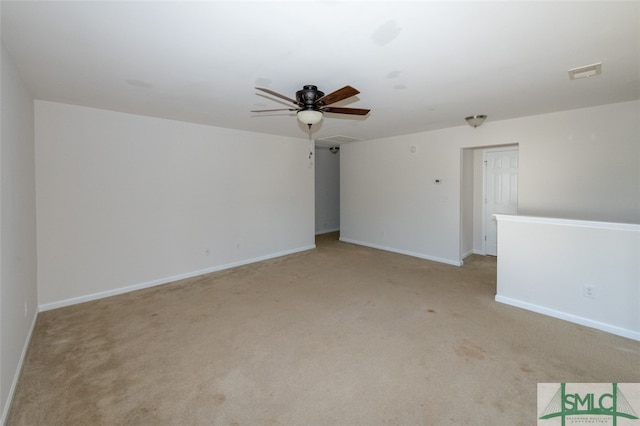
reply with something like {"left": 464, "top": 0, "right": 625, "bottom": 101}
{"left": 296, "top": 85, "right": 324, "bottom": 110}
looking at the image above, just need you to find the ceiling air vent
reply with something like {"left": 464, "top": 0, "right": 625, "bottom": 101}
{"left": 315, "top": 135, "right": 363, "bottom": 147}
{"left": 568, "top": 62, "right": 602, "bottom": 80}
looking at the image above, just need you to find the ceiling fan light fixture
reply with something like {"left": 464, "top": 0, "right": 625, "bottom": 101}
{"left": 297, "top": 109, "right": 323, "bottom": 125}
{"left": 465, "top": 115, "right": 487, "bottom": 128}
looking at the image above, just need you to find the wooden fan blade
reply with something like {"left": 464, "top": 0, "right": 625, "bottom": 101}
{"left": 255, "top": 87, "right": 300, "bottom": 105}
{"left": 251, "top": 108, "right": 298, "bottom": 112}
{"left": 323, "top": 107, "right": 370, "bottom": 116}
{"left": 316, "top": 85, "right": 360, "bottom": 106}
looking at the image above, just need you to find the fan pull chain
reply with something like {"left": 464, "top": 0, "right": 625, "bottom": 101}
{"left": 308, "top": 124, "right": 314, "bottom": 167}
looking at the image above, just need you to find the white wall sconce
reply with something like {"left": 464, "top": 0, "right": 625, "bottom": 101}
{"left": 465, "top": 115, "right": 487, "bottom": 128}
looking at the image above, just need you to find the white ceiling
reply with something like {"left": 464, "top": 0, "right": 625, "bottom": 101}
{"left": 2, "top": 1, "right": 639, "bottom": 142}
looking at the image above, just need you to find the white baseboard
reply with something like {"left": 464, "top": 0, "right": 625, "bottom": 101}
{"left": 495, "top": 295, "right": 640, "bottom": 341}
{"left": 1, "top": 311, "right": 38, "bottom": 426}
{"left": 461, "top": 250, "right": 474, "bottom": 260}
{"left": 39, "top": 245, "right": 316, "bottom": 312}
{"left": 339, "top": 237, "right": 462, "bottom": 266}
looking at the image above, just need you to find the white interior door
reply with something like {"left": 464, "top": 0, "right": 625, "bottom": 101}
{"left": 484, "top": 148, "right": 518, "bottom": 256}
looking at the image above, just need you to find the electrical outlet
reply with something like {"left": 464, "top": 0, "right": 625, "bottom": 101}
{"left": 583, "top": 285, "right": 596, "bottom": 299}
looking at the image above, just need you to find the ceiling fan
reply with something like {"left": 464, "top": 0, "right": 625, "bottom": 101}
{"left": 251, "top": 85, "right": 370, "bottom": 127}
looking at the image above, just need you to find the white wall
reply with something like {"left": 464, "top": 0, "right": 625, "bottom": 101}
{"left": 341, "top": 100, "right": 640, "bottom": 265}
{"left": 35, "top": 101, "right": 314, "bottom": 308}
{"left": 315, "top": 146, "right": 340, "bottom": 234}
{"left": 460, "top": 148, "right": 474, "bottom": 258}
{"left": 0, "top": 43, "right": 38, "bottom": 424}
{"left": 472, "top": 148, "right": 485, "bottom": 253}
{"left": 495, "top": 215, "right": 639, "bottom": 340}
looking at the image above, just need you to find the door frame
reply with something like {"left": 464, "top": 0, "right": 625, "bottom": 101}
{"left": 482, "top": 145, "right": 519, "bottom": 255}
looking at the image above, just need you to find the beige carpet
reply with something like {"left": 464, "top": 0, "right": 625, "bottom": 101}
{"left": 8, "top": 233, "right": 640, "bottom": 425}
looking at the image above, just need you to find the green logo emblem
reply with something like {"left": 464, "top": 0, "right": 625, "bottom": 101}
{"left": 539, "top": 383, "right": 639, "bottom": 425}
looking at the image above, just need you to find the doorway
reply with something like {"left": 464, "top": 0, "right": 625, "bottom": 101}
{"left": 483, "top": 147, "right": 519, "bottom": 256}
{"left": 460, "top": 145, "right": 519, "bottom": 261}
{"left": 314, "top": 145, "right": 341, "bottom": 235}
